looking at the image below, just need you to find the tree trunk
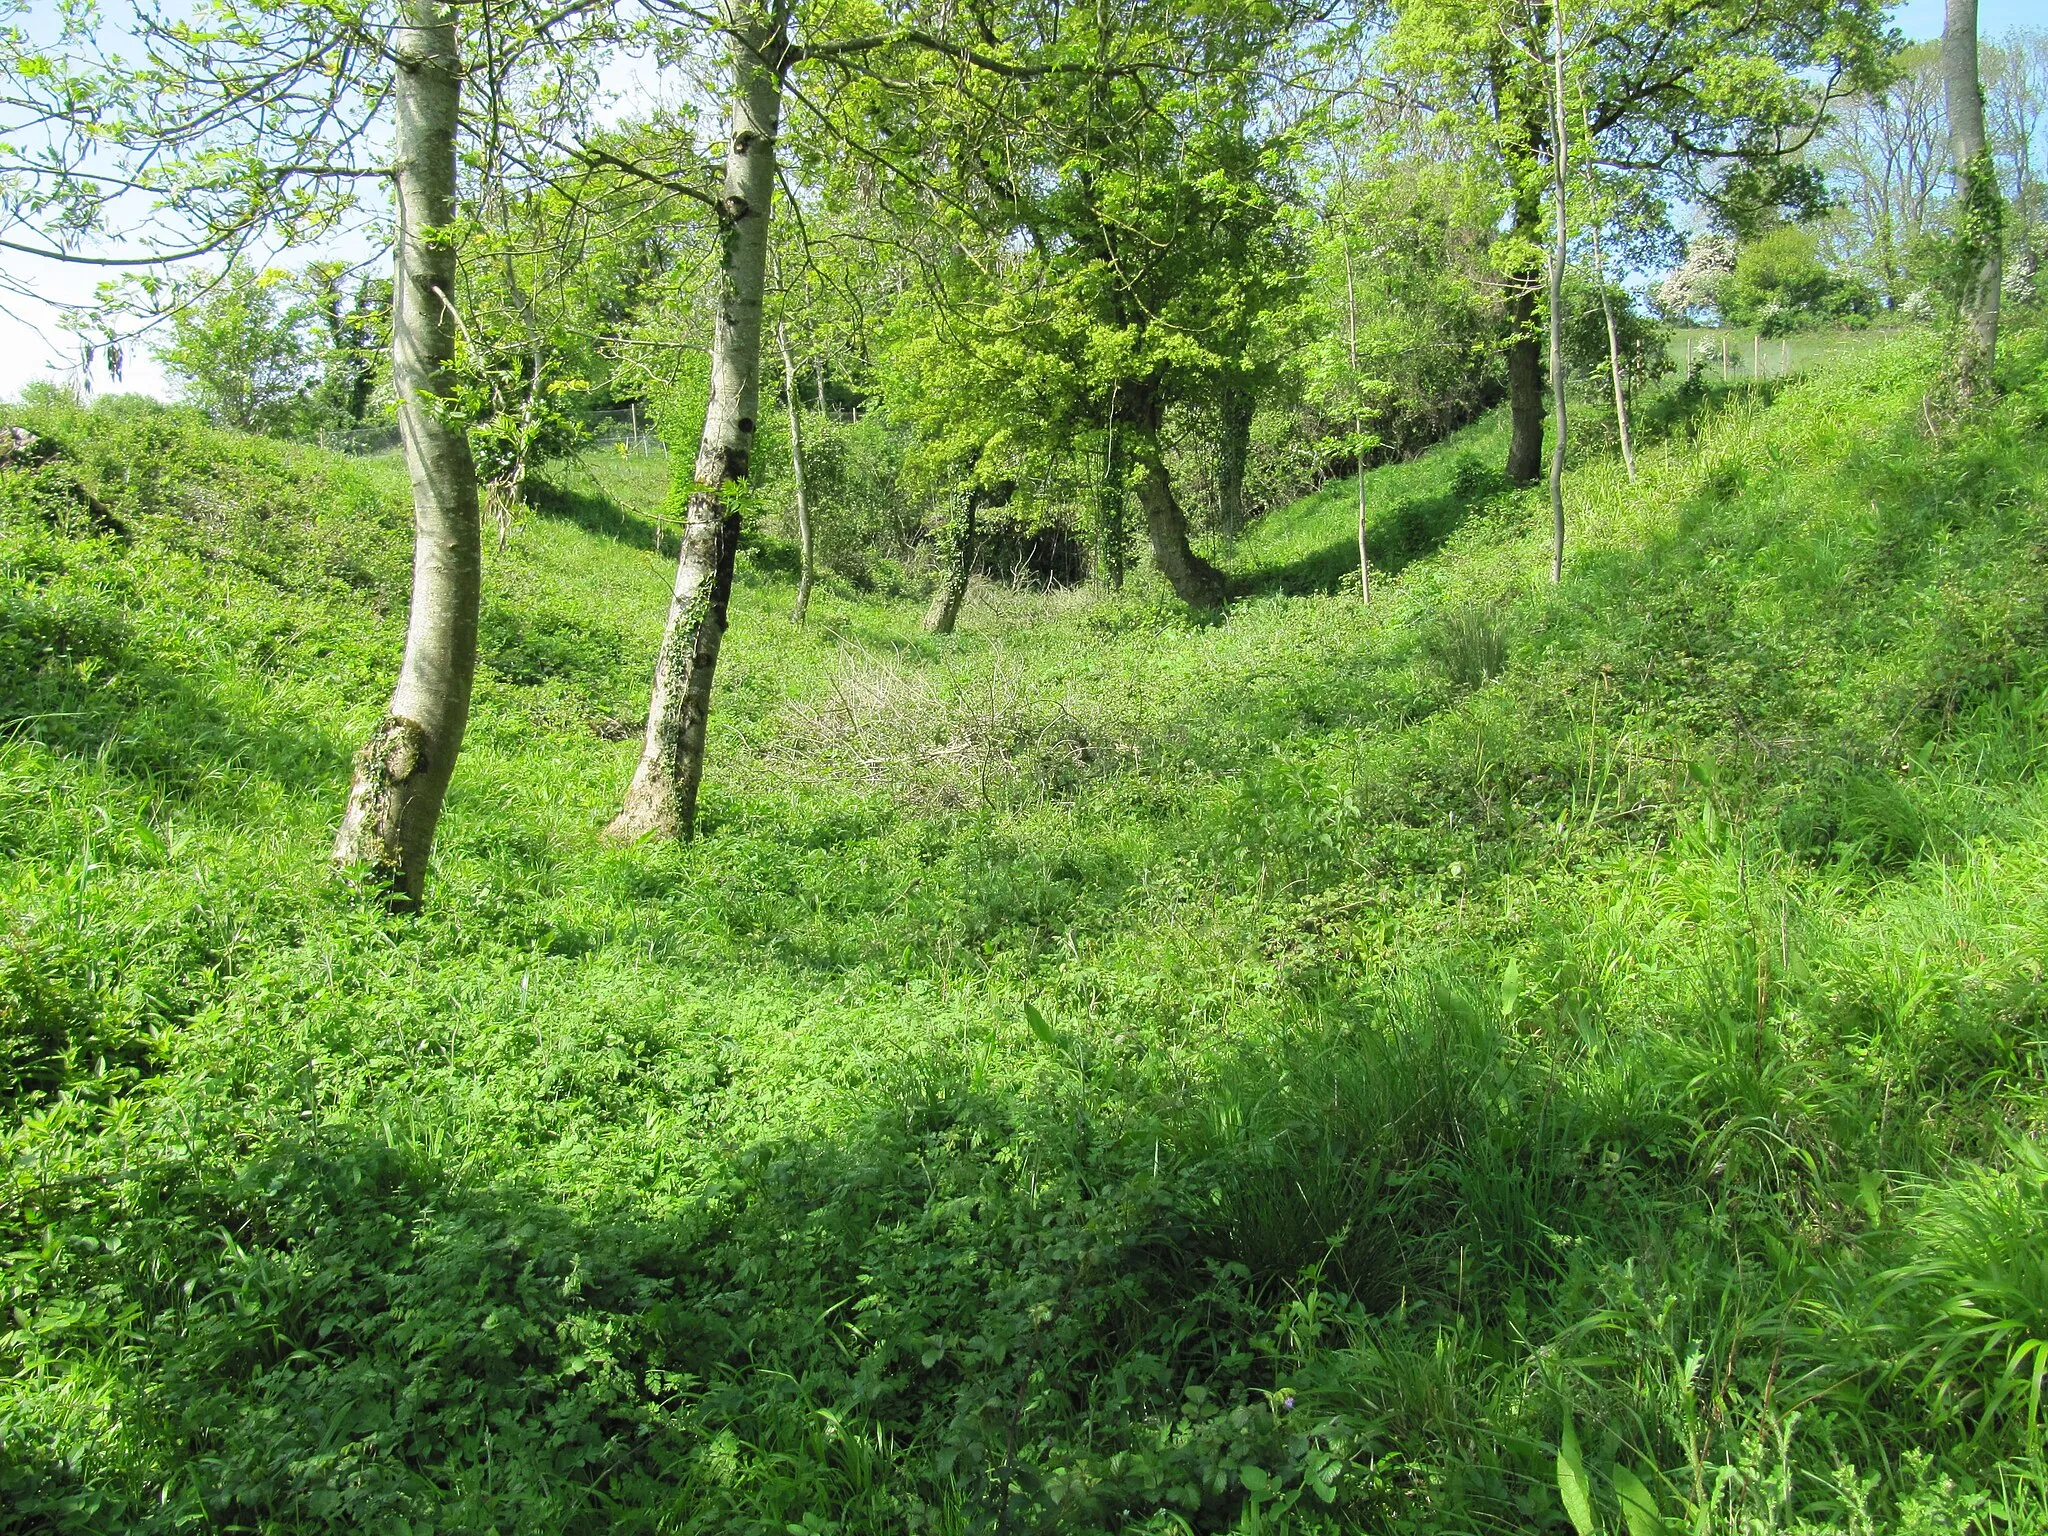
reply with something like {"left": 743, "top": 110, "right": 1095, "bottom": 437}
{"left": 1585, "top": 206, "right": 1636, "bottom": 480}
{"left": 1342, "top": 230, "right": 1368, "bottom": 602}
{"left": 924, "top": 486, "right": 979, "bottom": 635}
{"left": 1215, "top": 379, "right": 1253, "bottom": 541}
{"left": 1131, "top": 388, "right": 1226, "bottom": 608}
{"left": 1546, "top": 1, "right": 1568, "bottom": 584}
{"left": 332, "top": 0, "right": 480, "bottom": 911}
{"left": 1943, "top": 0, "right": 2002, "bottom": 396}
{"left": 607, "top": 3, "right": 779, "bottom": 843}
{"left": 777, "top": 319, "right": 814, "bottom": 625}
{"left": 1504, "top": 187, "right": 1545, "bottom": 487}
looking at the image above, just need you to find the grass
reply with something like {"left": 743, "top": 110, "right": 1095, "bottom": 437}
{"left": 2, "top": 326, "right": 2048, "bottom": 1534}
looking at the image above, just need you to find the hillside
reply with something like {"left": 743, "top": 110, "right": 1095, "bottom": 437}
{"left": 4, "top": 333, "right": 2048, "bottom": 1534}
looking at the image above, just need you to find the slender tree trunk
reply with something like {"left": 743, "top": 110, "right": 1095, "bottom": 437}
{"left": 332, "top": 0, "right": 480, "bottom": 911}
{"left": 777, "top": 319, "right": 814, "bottom": 625}
{"left": 1129, "top": 389, "right": 1226, "bottom": 608}
{"left": 1546, "top": 3, "right": 1569, "bottom": 585}
{"left": 1944, "top": 0, "right": 2002, "bottom": 397}
{"left": 1583, "top": 190, "right": 1635, "bottom": 480}
{"left": 607, "top": 3, "right": 780, "bottom": 843}
{"left": 1215, "top": 380, "right": 1253, "bottom": 542}
{"left": 1343, "top": 230, "right": 1369, "bottom": 602}
{"left": 924, "top": 487, "right": 979, "bottom": 635}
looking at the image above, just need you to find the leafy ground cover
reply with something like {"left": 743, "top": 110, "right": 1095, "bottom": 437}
{"left": 4, "top": 330, "right": 2048, "bottom": 1534}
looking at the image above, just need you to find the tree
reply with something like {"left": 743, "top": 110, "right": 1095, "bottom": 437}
{"left": 330, "top": 0, "right": 484, "bottom": 905}
{"left": 1717, "top": 225, "right": 1875, "bottom": 333}
{"left": 607, "top": 0, "right": 785, "bottom": 843}
{"left": 1942, "top": 0, "right": 2002, "bottom": 398}
{"left": 1817, "top": 45, "right": 1950, "bottom": 307}
{"left": 1380, "top": 0, "right": 1890, "bottom": 486}
{"left": 776, "top": 317, "right": 816, "bottom": 624}
{"left": 0, "top": 0, "right": 575, "bottom": 907}
{"left": 154, "top": 263, "right": 319, "bottom": 435}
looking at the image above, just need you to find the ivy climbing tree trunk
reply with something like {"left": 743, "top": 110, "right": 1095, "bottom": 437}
{"left": 607, "top": 0, "right": 781, "bottom": 842}
{"left": 924, "top": 486, "right": 980, "bottom": 635}
{"left": 1130, "top": 385, "right": 1226, "bottom": 609}
{"left": 1943, "top": 0, "right": 2002, "bottom": 398}
{"left": 332, "top": 0, "right": 480, "bottom": 910}
{"left": 777, "top": 319, "right": 814, "bottom": 625}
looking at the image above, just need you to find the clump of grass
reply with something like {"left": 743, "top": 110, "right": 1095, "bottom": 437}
{"left": 1425, "top": 602, "right": 1510, "bottom": 687}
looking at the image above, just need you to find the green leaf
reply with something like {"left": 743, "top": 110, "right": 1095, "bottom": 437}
{"left": 1611, "top": 1465, "right": 1665, "bottom": 1536}
{"left": 1023, "top": 1002, "right": 1061, "bottom": 1048}
{"left": 1557, "top": 1415, "right": 1597, "bottom": 1536}
{"left": 1240, "top": 1465, "right": 1269, "bottom": 1494}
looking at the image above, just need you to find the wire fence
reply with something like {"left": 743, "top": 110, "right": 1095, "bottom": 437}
{"left": 317, "top": 408, "right": 668, "bottom": 458}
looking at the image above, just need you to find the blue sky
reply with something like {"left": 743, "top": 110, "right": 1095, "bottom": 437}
{"left": 1893, "top": 0, "right": 2039, "bottom": 42}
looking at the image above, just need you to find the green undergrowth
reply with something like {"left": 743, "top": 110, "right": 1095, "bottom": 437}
{"left": 3, "top": 332, "right": 2048, "bottom": 1534}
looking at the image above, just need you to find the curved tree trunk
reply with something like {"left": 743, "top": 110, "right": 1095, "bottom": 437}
{"left": 332, "top": 0, "right": 480, "bottom": 911}
{"left": 1215, "top": 380, "right": 1253, "bottom": 541}
{"left": 608, "top": 3, "right": 780, "bottom": 843}
{"left": 924, "top": 487, "right": 980, "bottom": 635}
{"left": 1943, "top": 0, "right": 2002, "bottom": 398}
{"left": 1130, "top": 389, "right": 1226, "bottom": 608}
{"left": 777, "top": 319, "right": 814, "bottom": 625}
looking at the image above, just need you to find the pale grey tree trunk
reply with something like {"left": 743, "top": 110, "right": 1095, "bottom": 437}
{"left": 924, "top": 486, "right": 979, "bottom": 635}
{"left": 1343, "top": 230, "right": 1369, "bottom": 604}
{"left": 1546, "top": 3, "right": 1569, "bottom": 585}
{"left": 1944, "top": 0, "right": 2002, "bottom": 396}
{"left": 608, "top": 2, "right": 781, "bottom": 842}
{"left": 333, "top": 0, "right": 480, "bottom": 910}
{"left": 777, "top": 319, "right": 814, "bottom": 625}
{"left": 1585, "top": 202, "right": 1636, "bottom": 480}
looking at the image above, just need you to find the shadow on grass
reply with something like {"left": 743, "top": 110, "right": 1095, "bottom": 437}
{"left": 1236, "top": 456, "right": 1512, "bottom": 600}
{"left": 527, "top": 473, "right": 661, "bottom": 552}
{"left": 1, "top": 608, "right": 349, "bottom": 801}
{"left": 5, "top": 987, "right": 1604, "bottom": 1532}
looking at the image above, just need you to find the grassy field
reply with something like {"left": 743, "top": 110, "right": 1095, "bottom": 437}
{"left": 3, "top": 329, "right": 2048, "bottom": 1534}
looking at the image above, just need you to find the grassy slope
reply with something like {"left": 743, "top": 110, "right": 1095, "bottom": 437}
{"left": 3, "top": 332, "right": 2048, "bottom": 1535}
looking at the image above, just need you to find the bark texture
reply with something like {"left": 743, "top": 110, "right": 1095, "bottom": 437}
{"left": 1131, "top": 388, "right": 1226, "bottom": 608}
{"left": 1943, "top": 0, "right": 2002, "bottom": 397}
{"left": 924, "top": 487, "right": 980, "bottom": 635}
{"left": 333, "top": 0, "right": 480, "bottom": 910}
{"left": 777, "top": 320, "right": 814, "bottom": 625}
{"left": 1503, "top": 286, "right": 1543, "bottom": 486}
{"left": 608, "top": 3, "right": 779, "bottom": 843}
{"left": 1503, "top": 184, "right": 1546, "bottom": 487}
